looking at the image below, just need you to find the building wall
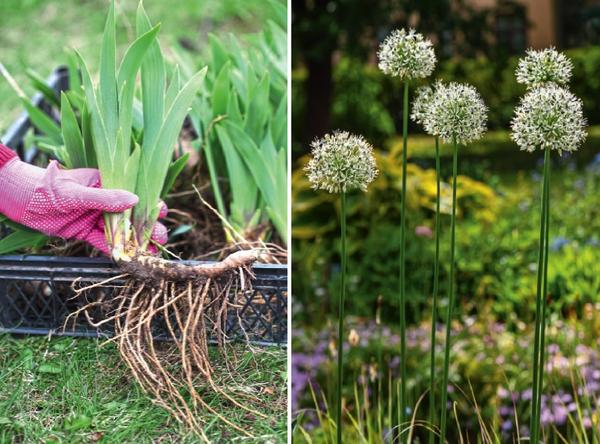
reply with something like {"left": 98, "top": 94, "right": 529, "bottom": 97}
{"left": 523, "top": 0, "right": 556, "bottom": 48}
{"left": 468, "top": 0, "right": 557, "bottom": 48}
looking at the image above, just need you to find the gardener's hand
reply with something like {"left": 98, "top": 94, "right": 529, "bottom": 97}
{"left": 0, "top": 144, "right": 168, "bottom": 255}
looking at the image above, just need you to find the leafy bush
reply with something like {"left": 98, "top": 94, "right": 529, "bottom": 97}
{"left": 293, "top": 154, "right": 600, "bottom": 325}
{"left": 176, "top": 12, "right": 288, "bottom": 243}
{"left": 331, "top": 58, "right": 395, "bottom": 143}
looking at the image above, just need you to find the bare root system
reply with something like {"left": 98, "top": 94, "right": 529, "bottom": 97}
{"left": 64, "top": 249, "right": 270, "bottom": 441}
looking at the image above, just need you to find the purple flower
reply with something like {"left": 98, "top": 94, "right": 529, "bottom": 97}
{"left": 415, "top": 225, "right": 433, "bottom": 238}
{"left": 540, "top": 408, "right": 554, "bottom": 425}
{"left": 553, "top": 405, "right": 568, "bottom": 425}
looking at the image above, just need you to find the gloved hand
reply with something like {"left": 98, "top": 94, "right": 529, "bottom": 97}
{"left": 0, "top": 144, "right": 168, "bottom": 255}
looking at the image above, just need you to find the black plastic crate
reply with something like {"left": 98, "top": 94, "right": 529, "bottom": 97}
{"left": 0, "top": 68, "right": 288, "bottom": 345}
{"left": 0, "top": 256, "right": 287, "bottom": 345}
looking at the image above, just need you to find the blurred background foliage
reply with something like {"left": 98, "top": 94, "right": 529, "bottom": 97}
{"left": 292, "top": 0, "right": 600, "bottom": 440}
{"left": 0, "top": 0, "right": 280, "bottom": 132}
{"left": 292, "top": 0, "right": 600, "bottom": 324}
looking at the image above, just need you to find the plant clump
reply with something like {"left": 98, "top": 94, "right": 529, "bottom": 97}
{"left": 51, "top": 1, "right": 272, "bottom": 439}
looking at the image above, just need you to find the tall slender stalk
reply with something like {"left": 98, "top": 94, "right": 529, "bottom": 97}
{"left": 398, "top": 80, "right": 409, "bottom": 440}
{"left": 538, "top": 150, "right": 551, "bottom": 433}
{"left": 440, "top": 137, "right": 458, "bottom": 443}
{"left": 336, "top": 192, "right": 347, "bottom": 444}
{"left": 531, "top": 147, "right": 551, "bottom": 444}
{"left": 429, "top": 137, "right": 441, "bottom": 444}
{"left": 305, "top": 131, "right": 377, "bottom": 443}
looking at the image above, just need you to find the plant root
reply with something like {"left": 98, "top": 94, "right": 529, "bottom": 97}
{"left": 118, "top": 249, "right": 260, "bottom": 282}
{"left": 65, "top": 249, "right": 269, "bottom": 441}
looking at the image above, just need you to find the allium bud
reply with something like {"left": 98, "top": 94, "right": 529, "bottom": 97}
{"left": 511, "top": 84, "right": 586, "bottom": 154}
{"left": 424, "top": 82, "right": 488, "bottom": 144}
{"left": 378, "top": 28, "right": 436, "bottom": 80}
{"left": 348, "top": 329, "right": 360, "bottom": 347}
{"left": 516, "top": 48, "right": 573, "bottom": 89}
{"left": 305, "top": 131, "right": 378, "bottom": 194}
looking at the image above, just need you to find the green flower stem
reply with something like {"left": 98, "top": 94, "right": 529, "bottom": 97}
{"left": 429, "top": 137, "right": 441, "bottom": 444}
{"left": 398, "top": 80, "right": 409, "bottom": 441}
{"left": 336, "top": 191, "right": 347, "bottom": 444}
{"left": 531, "top": 147, "right": 551, "bottom": 444}
{"left": 440, "top": 137, "right": 458, "bottom": 443}
{"left": 538, "top": 150, "right": 551, "bottom": 430}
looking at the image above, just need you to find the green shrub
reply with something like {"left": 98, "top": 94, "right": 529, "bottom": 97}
{"left": 293, "top": 156, "right": 600, "bottom": 326}
{"left": 292, "top": 143, "right": 500, "bottom": 324}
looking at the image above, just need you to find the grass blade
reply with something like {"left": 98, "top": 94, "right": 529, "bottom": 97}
{"left": 137, "top": 67, "right": 207, "bottom": 225}
{"left": 137, "top": 1, "right": 165, "bottom": 153}
{"left": 244, "top": 72, "right": 270, "bottom": 141}
{"left": 0, "top": 230, "right": 48, "bottom": 254}
{"left": 99, "top": 0, "right": 118, "bottom": 148}
{"left": 80, "top": 104, "right": 97, "bottom": 168}
{"left": 26, "top": 69, "right": 59, "bottom": 107}
{"left": 60, "top": 92, "right": 86, "bottom": 168}
{"left": 117, "top": 23, "right": 161, "bottom": 149}
{"left": 161, "top": 153, "right": 189, "bottom": 198}
{"left": 215, "top": 124, "right": 259, "bottom": 230}
{"left": 209, "top": 34, "right": 229, "bottom": 76}
{"left": 21, "top": 98, "right": 62, "bottom": 145}
{"left": 165, "top": 65, "right": 181, "bottom": 110}
{"left": 212, "top": 61, "right": 231, "bottom": 116}
{"left": 76, "top": 51, "right": 112, "bottom": 185}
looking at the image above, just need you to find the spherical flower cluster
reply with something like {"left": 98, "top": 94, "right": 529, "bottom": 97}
{"left": 305, "top": 131, "right": 378, "bottom": 194}
{"left": 377, "top": 28, "right": 436, "bottom": 80}
{"left": 511, "top": 84, "right": 586, "bottom": 154}
{"left": 516, "top": 48, "right": 573, "bottom": 89}
{"left": 410, "top": 85, "right": 435, "bottom": 127}
{"left": 423, "top": 82, "right": 488, "bottom": 144}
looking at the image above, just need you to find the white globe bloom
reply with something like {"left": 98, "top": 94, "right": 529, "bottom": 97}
{"left": 411, "top": 85, "right": 434, "bottom": 127}
{"left": 516, "top": 48, "right": 573, "bottom": 89}
{"left": 511, "top": 84, "right": 586, "bottom": 154}
{"left": 423, "top": 82, "right": 488, "bottom": 144}
{"left": 378, "top": 28, "right": 436, "bottom": 80}
{"left": 305, "top": 131, "right": 378, "bottom": 194}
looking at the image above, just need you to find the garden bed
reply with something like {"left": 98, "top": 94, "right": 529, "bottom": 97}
{"left": 0, "top": 67, "right": 288, "bottom": 346}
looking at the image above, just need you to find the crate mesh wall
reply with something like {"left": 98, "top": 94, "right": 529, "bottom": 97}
{"left": 0, "top": 259, "right": 287, "bottom": 344}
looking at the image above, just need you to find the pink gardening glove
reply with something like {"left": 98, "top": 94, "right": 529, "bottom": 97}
{"left": 0, "top": 144, "right": 168, "bottom": 255}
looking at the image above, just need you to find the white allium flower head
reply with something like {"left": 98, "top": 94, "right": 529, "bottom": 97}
{"left": 511, "top": 84, "right": 586, "bottom": 154}
{"left": 516, "top": 47, "right": 573, "bottom": 88}
{"left": 424, "top": 82, "right": 488, "bottom": 144}
{"left": 411, "top": 85, "right": 435, "bottom": 127}
{"left": 378, "top": 28, "right": 436, "bottom": 80}
{"left": 305, "top": 131, "right": 378, "bottom": 194}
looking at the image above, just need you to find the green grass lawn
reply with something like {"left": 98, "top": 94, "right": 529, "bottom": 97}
{"left": 0, "top": 335, "right": 287, "bottom": 443}
{"left": 0, "top": 0, "right": 275, "bottom": 133}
